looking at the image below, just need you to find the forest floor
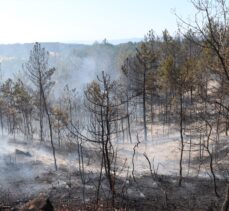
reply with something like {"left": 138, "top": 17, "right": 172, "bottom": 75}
{"left": 49, "top": 174, "right": 227, "bottom": 211}
{"left": 0, "top": 172, "right": 227, "bottom": 210}
{"left": 0, "top": 126, "right": 228, "bottom": 210}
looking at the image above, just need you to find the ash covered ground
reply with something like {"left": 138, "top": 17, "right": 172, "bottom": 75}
{"left": 0, "top": 125, "right": 228, "bottom": 210}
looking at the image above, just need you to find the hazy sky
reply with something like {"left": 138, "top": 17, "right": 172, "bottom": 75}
{"left": 0, "top": 0, "right": 196, "bottom": 44}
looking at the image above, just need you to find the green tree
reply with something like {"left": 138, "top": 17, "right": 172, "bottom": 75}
{"left": 122, "top": 32, "right": 158, "bottom": 141}
{"left": 160, "top": 31, "right": 198, "bottom": 186}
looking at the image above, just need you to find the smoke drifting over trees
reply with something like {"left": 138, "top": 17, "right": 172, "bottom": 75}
{"left": 1, "top": 0, "right": 229, "bottom": 210}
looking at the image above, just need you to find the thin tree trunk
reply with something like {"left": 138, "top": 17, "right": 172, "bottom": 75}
{"left": 126, "top": 96, "right": 132, "bottom": 143}
{"left": 221, "top": 184, "right": 229, "bottom": 211}
{"left": 179, "top": 92, "right": 184, "bottom": 187}
{"left": 41, "top": 85, "right": 57, "bottom": 171}
{"left": 143, "top": 64, "right": 147, "bottom": 142}
{"left": 39, "top": 85, "right": 44, "bottom": 142}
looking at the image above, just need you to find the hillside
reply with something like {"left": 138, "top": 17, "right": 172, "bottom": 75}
{"left": 0, "top": 42, "right": 138, "bottom": 91}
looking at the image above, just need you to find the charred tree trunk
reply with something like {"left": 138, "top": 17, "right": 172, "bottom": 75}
{"left": 221, "top": 184, "right": 229, "bottom": 211}
{"left": 126, "top": 95, "right": 132, "bottom": 144}
{"left": 143, "top": 63, "right": 147, "bottom": 142}
{"left": 39, "top": 83, "right": 44, "bottom": 142}
{"left": 41, "top": 85, "right": 57, "bottom": 171}
{"left": 179, "top": 92, "right": 184, "bottom": 187}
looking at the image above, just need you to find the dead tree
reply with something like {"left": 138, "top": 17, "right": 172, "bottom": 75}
{"left": 83, "top": 71, "right": 126, "bottom": 207}
{"left": 25, "top": 42, "right": 57, "bottom": 170}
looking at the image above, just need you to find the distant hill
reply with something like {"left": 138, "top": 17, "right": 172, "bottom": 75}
{"left": 0, "top": 42, "right": 139, "bottom": 92}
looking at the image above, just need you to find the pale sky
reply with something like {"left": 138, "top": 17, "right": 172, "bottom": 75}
{"left": 0, "top": 0, "right": 196, "bottom": 44}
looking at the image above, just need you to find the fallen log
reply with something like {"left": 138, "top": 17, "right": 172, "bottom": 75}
{"left": 15, "top": 149, "right": 32, "bottom": 157}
